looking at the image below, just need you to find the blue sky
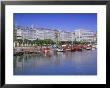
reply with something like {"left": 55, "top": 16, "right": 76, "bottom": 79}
{"left": 14, "top": 13, "right": 97, "bottom": 32}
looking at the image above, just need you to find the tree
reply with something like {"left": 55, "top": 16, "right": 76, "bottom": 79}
{"left": 16, "top": 39, "right": 23, "bottom": 46}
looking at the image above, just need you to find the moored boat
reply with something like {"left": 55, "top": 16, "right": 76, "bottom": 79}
{"left": 66, "top": 48, "right": 71, "bottom": 51}
{"left": 42, "top": 47, "right": 50, "bottom": 53}
{"left": 71, "top": 48, "right": 76, "bottom": 52}
{"left": 56, "top": 48, "right": 65, "bottom": 52}
{"left": 92, "top": 48, "right": 96, "bottom": 50}
{"left": 86, "top": 46, "right": 92, "bottom": 50}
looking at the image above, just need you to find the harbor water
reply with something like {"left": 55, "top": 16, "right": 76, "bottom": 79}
{"left": 14, "top": 49, "right": 97, "bottom": 75}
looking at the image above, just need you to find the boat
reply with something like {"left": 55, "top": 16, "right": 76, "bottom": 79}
{"left": 91, "top": 45, "right": 97, "bottom": 50}
{"left": 56, "top": 48, "right": 65, "bottom": 52}
{"left": 76, "top": 45, "right": 82, "bottom": 51}
{"left": 66, "top": 48, "right": 71, "bottom": 51}
{"left": 71, "top": 48, "right": 76, "bottom": 52}
{"left": 92, "top": 48, "right": 96, "bottom": 50}
{"left": 63, "top": 46, "right": 71, "bottom": 51}
{"left": 86, "top": 46, "right": 92, "bottom": 50}
{"left": 42, "top": 47, "right": 50, "bottom": 53}
{"left": 71, "top": 45, "right": 82, "bottom": 51}
{"left": 77, "top": 48, "right": 82, "bottom": 51}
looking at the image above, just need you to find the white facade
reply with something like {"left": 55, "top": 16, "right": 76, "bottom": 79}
{"left": 16, "top": 28, "right": 23, "bottom": 39}
{"left": 43, "top": 29, "right": 56, "bottom": 41}
{"left": 16, "top": 27, "right": 57, "bottom": 41}
{"left": 70, "top": 32, "right": 75, "bottom": 42}
{"left": 36, "top": 28, "right": 45, "bottom": 40}
{"left": 15, "top": 26, "right": 96, "bottom": 43}
{"left": 74, "top": 29, "right": 96, "bottom": 42}
{"left": 59, "top": 31, "right": 72, "bottom": 41}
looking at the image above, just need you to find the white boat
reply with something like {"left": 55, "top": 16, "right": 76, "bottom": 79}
{"left": 56, "top": 48, "right": 65, "bottom": 52}
{"left": 92, "top": 45, "right": 97, "bottom": 50}
{"left": 86, "top": 47, "right": 91, "bottom": 50}
{"left": 92, "top": 48, "right": 96, "bottom": 50}
{"left": 66, "top": 48, "right": 71, "bottom": 51}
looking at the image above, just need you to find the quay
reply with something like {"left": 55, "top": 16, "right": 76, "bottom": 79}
{"left": 14, "top": 44, "right": 97, "bottom": 56}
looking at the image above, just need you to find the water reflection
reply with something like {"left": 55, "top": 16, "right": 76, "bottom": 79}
{"left": 14, "top": 50, "right": 97, "bottom": 75}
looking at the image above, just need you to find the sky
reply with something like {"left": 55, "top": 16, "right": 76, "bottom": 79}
{"left": 13, "top": 13, "right": 97, "bottom": 32}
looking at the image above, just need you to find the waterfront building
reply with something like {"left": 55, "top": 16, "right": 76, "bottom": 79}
{"left": 93, "top": 33, "right": 97, "bottom": 43}
{"left": 74, "top": 29, "right": 96, "bottom": 42}
{"left": 15, "top": 26, "right": 96, "bottom": 43}
{"left": 13, "top": 25, "right": 17, "bottom": 41}
{"left": 40, "top": 28, "right": 57, "bottom": 41}
{"left": 15, "top": 26, "right": 58, "bottom": 41}
{"left": 70, "top": 32, "right": 75, "bottom": 43}
{"left": 35, "top": 28, "right": 58, "bottom": 41}
{"left": 27, "top": 29, "right": 36, "bottom": 40}
{"left": 59, "top": 31, "right": 72, "bottom": 41}
{"left": 16, "top": 28, "right": 23, "bottom": 40}
{"left": 35, "top": 28, "right": 45, "bottom": 40}
{"left": 59, "top": 31, "right": 67, "bottom": 41}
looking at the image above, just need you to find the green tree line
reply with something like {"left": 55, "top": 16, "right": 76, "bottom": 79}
{"left": 14, "top": 39, "right": 55, "bottom": 46}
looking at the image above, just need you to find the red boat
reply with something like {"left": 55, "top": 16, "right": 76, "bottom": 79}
{"left": 62, "top": 44, "right": 71, "bottom": 51}
{"left": 71, "top": 45, "right": 82, "bottom": 52}
{"left": 71, "top": 47, "right": 76, "bottom": 52}
{"left": 42, "top": 47, "right": 50, "bottom": 53}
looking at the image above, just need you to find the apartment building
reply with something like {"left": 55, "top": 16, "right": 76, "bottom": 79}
{"left": 74, "top": 29, "right": 96, "bottom": 42}
{"left": 15, "top": 26, "right": 96, "bottom": 43}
